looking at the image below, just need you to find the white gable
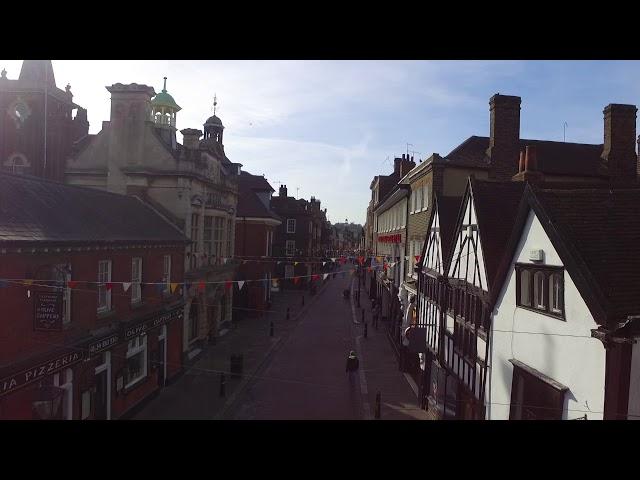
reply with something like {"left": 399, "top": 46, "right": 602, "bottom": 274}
{"left": 422, "top": 206, "right": 444, "bottom": 275}
{"left": 447, "top": 192, "right": 488, "bottom": 291}
{"left": 487, "top": 209, "right": 605, "bottom": 420}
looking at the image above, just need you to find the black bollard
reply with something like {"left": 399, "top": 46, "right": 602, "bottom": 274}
{"left": 286, "top": 307, "right": 290, "bottom": 321}
{"left": 364, "top": 322, "right": 368, "bottom": 338}
{"left": 361, "top": 308, "right": 365, "bottom": 324}
{"left": 302, "top": 295, "right": 305, "bottom": 306}
{"left": 219, "top": 373, "right": 226, "bottom": 397}
{"left": 270, "top": 320, "right": 274, "bottom": 337}
{"left": 375, "top": 392, "right": 381, "bottom": 419}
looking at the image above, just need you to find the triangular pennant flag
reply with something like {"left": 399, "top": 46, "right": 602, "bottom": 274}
{"left": 294, "top": 262, "right": 299, "bottom": 266}
{"left": 225, "top": 280, "right": 233, "bottom": 290}
{"left": 323, "top": 262, "right": 326, "bottom": 266}
{"left": 23, "top": 279, "right": 33, "bottom": 286}
{"left": 242, "top": 260, "right": 248, "bottom": 264}
{"left": 415, "top": 255, "right": 421, "bottom": 263}
{"left": 405, "top": 256, "right": 409, "bottom": 260}
{"left": 198, "top": 281, "right": 205, "bottom": 292}
{"left": 293, "top": 277, "right": 300, "bottom": 285}
{"left": 67, "top": 280, "right": 79, "bottom": 289}
{"left": 237, "top": 280, "right": 245, "bottom": 291}
{"left": 323, "top": 273, "right": 328, "bottom": 280}
{"left": 331, "top": 258, "right": 336, "bottom": 262}
{"left": 122, "top": 282, "right": 132, "bottom": 292}
{"left": 171, "top": 282, "right": 179, "bottom": 294}
{"left": 105, "top": 282, "right": 114, "bottom": 291}
{"left": 277, "top": 261, "right": 282, "bottom": 265}
{"left": 367, "top": 267, "right": 372, "bottom": 272}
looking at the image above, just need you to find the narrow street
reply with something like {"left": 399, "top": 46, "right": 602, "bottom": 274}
{"left": 225, "top": 266, "right": 362, "bottom": 419}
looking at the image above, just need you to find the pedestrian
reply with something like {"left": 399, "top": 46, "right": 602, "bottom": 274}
{"left": 372, "top": 301, "right": 379, "bottom": 327}
{"left": 346, "top": 350, "right": 359, "bottom": 385}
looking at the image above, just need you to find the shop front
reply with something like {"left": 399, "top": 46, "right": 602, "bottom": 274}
{"left": 0, "top": 303, "right": 184, "bottom": 420}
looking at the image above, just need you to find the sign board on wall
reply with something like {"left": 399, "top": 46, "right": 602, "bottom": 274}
{"left": 34, "top": 291, "right": 63, "bottom": 331}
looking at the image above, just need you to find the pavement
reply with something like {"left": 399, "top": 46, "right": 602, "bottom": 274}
{"left": 133, "top": 264, "right": 429, "bottom": 420}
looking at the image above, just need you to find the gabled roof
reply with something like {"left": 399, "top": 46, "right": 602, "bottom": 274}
{"left": 443, "top": 135, "right": 605, "bottom": 176}
{"left": 436, "top": 194, "right": 463, "bottom": 270}
{"left": 237, "top": 171, "right": 280, "bottom": 220}
{"left": 531, "top": 186, "right": 640, "bottom": 325}
{"left": 0, "top": 173, "right": 189, "bottom": 244}
{"left": 468, "top": 179, "right": 526, "bottom": 291}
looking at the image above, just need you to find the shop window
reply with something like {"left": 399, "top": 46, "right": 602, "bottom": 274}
{"left": 81, "top": 390, "right": 91, "bottom": 420}
{"left": 125, "top": 335, "right": 147, "bottom": 388}
{"left": 509, "top": 361, "right": 566, "bottom": 420}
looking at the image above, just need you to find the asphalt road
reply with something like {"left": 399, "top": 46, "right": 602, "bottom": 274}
{"left": 226, "top": 266, "right": 363, "bottom": 420}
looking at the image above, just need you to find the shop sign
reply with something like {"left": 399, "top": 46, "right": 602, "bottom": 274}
{"left": 34, "top": 291, "right": 63, "bottom": 331}
{"left": 88, "top": 334, "right": 119, "bottom": 355}
{"left": 0, "top": 350, "right": 84, "bottom": 397}
{"left": 123, "top": 307, "right": 183, "bottom": 340}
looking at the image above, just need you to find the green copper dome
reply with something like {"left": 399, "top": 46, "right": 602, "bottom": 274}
{"left": 151, "top": 77, "right": 181, "bottom": 112}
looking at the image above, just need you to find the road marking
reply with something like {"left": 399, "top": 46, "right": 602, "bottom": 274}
{"left": 350, "top": 278, "right": 371, "bottom": 419}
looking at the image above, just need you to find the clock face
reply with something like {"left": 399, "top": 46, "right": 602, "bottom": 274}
{"left": 8, "top": 98, "right": 31, "bottom": 128}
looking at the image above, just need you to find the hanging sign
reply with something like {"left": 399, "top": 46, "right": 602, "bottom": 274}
{"left": 34, "top": 291, "right": 63, "bottom": 332}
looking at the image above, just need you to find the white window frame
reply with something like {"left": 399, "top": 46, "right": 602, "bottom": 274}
{"left": 534, "top": 271, "right": 546, "bottom": 310}
{"left": 550, "top": 273, "right": 563, "bottom": 313}
{"left": 97, "top": 260, "right": 112, "bottom": 313}
{"left": 125, "top": 335, "right": 147, "bottom": 388}
{"left": 423, "top": 183, "right": 430, "bottom": 210}
{"left": 286, "top": 240, "right": 295, "bottom": 256}
{"left": 131, "top": 257, "right": 142, "bottom": 304}
{"left": 287, "top": 218, "right": 296, "bottom": 234}
{"left": 163, "top": 255, "right": 171, "bottom": 292}
{"left": 53, "top": 369, "right": 73, "bottom": 420}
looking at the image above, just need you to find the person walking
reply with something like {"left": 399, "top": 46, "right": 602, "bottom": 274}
{"left": 346, "top": 350, "right": 359, "bottom": 385}
{"left": 371, "top": 301, "right": 380, "bottom": 328}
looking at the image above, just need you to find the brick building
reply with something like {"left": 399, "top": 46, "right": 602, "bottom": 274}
{"left": 0, "top": 173, "right": 188, "bottom": 419}
{"left": 234, "top": 171, "right": 281, "bottom": 317}
{"left": 0, "top": 60, "right": 89, "bottom": 181}
{"left": 65, "top": 81, "right": 240, "bottom": 362}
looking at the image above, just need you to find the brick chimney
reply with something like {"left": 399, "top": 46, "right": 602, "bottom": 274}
{"left": 180, "top": 128, "right": 202, "bottom": 150}
{"left": 602, "top": 104, "right": 638, "bottom": 183}
{"left": 400, "top": 155, "right": 416, "bottom": 178}
{"left": 394, "top": 155, "right": 404, "bottom": 176}
{"left": 512, "top": 146, "right": 544, "bottom": 183}
{"left": 279, "top": 185, "right": 287, "bottom": 197}
{"left": 487, "top": 94, "right": 521, "bottom": 180}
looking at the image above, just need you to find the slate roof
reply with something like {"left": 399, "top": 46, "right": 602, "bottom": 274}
{"left": 470, "top": 179, "right": 527, "bottom": 291}
{"left": 237, "top": 171, "right": 280, "bottom": 220}
{"left": 442, "top": 135, "right": 605, "bottom": 177}
{"left": 0, "top": 173, "right": 189, "bottom": 244}
{"left": 436, "top": 194, "right": 463, "bottom": 271}
{"left": 533, "top": 187, "right": 640, "bottom": 323}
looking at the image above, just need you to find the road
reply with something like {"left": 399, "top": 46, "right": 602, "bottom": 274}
{"left": 225, "top": 266, "right": 365, "bottom": 420}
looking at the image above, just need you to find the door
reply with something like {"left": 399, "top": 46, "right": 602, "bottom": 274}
{"left": 158, "top": 332, "right": 166, "bottom": 387}
{"left": 94, "top": 369, "right": 108, "bottom": 420}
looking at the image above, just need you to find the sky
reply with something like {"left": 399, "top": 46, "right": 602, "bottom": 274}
{"left": 3, "top": 60, "right": 640, "bottom": 225}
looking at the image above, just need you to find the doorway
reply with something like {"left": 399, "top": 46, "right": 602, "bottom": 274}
{"left": 158, "top": 325, "right": 167, "bottom": 388}
{"left": 94, "top": 352, "right": 111, "bottom": 420}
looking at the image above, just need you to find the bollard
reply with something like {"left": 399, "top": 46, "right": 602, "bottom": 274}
{"left": 286, "top": 307, "right": 290, "bottom": 321}
{"left": 219, "top": 373, "right": 226, "bottom": 397}
{"left": 302, "top": 295, "right": 305, "bottom": 306}
{"left": 375, "top": 392, "right": 381, "bottom": 419}
{"left": 270, "top": 320, "right": 274, "bottom": 337}
{"left": 361, "top": 308, "right": 365, "bottom": 324}
{"left": 364, "top": 322, "right": 368, "bottom": 338}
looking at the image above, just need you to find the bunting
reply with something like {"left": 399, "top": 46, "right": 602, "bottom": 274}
{"left": 237, "top": 280, "right": 245, "bottom": 291}
{"left": 293, "top": 277, "right": 300, "bottom": 285}
{"left": 294, "top": 262, "right": 299, "bottom": 266}
{"left": 225, "top": 280, "right": 233, "bottom": 290}
{"left": 171, "top": 282, "right": 179, "bottom": 294}
{"left": 198, "top": 281, "right": 205, "bottom": 292}
{"left": 105, "top": 282, "right": 113, "bottom": 291}
{"left": 23, "top": 279, "right": 33, "bottom": 286}
{"left": 323, "top": 273, "right": 329, "bottom": 280}
{"left": 122, "top": 282, "right": 132, "bottom": 292}
{"left": 414, "top": 255, "right": 421, "bottom": 263}
{"left": 67, "top": 280, "right": 79, "bottom": 289}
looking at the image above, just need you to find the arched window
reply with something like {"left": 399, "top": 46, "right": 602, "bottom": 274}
{"left": 520, "top": 270, "right": 531, "bottom": 306}
{"left": 549, "top": 272, "right": 563, "bottom": 313}
{"left": 534, "top": 271, "right": 545, "bottom": 309}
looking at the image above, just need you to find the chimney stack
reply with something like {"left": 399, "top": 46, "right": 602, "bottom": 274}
{"left": 279, "top": 185, "right": 288, "bottom": 197}
{"left": 602, "top": 103, "right": 638, "bottom": 183}
{"left": 180, "top": 129, "right": 202, "bottom": 150}
{"left": 512, "top": 145, "right": 544, "bottom": 183}
{"left": 487, "top": 93, "right": 522, "bottom": 180}
{"left": 394, "top": 157, "right": 403, "bottom": 175}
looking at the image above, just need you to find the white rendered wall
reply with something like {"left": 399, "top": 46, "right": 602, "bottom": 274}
{"left": 488, "top": 210, "right": 605, "bottom": 420}
{"left": 627, "top": 341, "right": 640, "bottom": 420}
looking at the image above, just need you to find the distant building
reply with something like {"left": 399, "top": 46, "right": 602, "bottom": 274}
{"left": 0, "top": 60, "right": 89, "bottom": 181}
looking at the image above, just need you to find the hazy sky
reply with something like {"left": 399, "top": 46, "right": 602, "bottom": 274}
{"left": 3, "top": 60, "right": 640, "bottom": 224}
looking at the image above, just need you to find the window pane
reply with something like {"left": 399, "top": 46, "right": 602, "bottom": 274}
{"left": 550, "top": 273, "right": 563, "bottom": 313}
{"left": 534, "top": 271, "right": 545, "bottom": 309}
{"left": 520, "top": 270, "right": 531, "bottom": 306}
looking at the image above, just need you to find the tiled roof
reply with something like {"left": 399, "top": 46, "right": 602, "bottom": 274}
{"left": 436, "top": 195, "right": 463, "bottom": 271}
{"left": 534, "top": 187, "right": 640, "bottom": 323}
{"left": 237, "top": 172, "right": 280, "bottom": 220}
{"left": 443, "top": 135, "right": 605, "bottom": 176}
{"left": 470, "top": 179, "right": 526, "bottom": 290}
{"left": 0, "top": 173, "right": 189, "bottom": 244}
